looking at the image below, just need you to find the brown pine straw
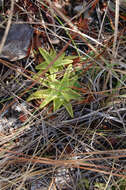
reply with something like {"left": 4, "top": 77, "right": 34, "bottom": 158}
{"left": 0, "top": 147, "right": 126, "bottom": 178}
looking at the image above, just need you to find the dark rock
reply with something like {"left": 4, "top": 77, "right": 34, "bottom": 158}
{"left": 0, "top": 23, "right": 34, "bottom": 61}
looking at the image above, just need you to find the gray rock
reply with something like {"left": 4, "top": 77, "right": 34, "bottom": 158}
{"left": 0, "top": 23, "right": 34, "bottom": 61}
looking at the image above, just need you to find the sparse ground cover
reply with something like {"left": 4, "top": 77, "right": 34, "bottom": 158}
{"left": 0, "top": 0, "right": 126, "bottom": 189}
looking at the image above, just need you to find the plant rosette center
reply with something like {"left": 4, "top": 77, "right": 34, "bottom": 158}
{"left": 27, "top": 48, "right": 82, "bottom": 117}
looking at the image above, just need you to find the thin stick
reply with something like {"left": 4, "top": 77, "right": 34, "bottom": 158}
{"left": 112, "top": 0, "right": 119, "bottom": 58}
{"left": 0, "top": 0, "right": 14, "bottom": 54}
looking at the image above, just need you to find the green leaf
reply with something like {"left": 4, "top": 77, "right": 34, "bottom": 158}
{"left": 53, "top": 53, "right": 65, "bottom": 66}
{"left": 73, "top": 80, "right": 82, "bottom": 88}
{"left": 62, "top": 89, "right": 81, "bottom": 102}
{"left": 39, "top": 92, "right": 57, "bottom": 109}
{"left": 63, "top": 64, "right": 73, "bottom": 79}
{"left": 35, "top": 61, "right": 48, "bottom": 70}
{"left": 63, "top": 101, "right": 73, "bottom": 118}
{"left": 59, "top": 75, "right": 78, "bottom": 91}
{"left": 48, "top": 80, "right": 60, "bottom": 89}
{"left": 49, "top": 66, "right": 58, "bottom": 75}
{"left": 39, "top": 48, "right": 53, "bottom": 65}
{"left": 53, "top": 98, "right": 64, "bottom": 111}
{"left": 68, "top": 76, "right": 78, "bottom": 86}
{"left": 55, "top": 57, "right": 73, "bottom": 67}
{"left": 37, "top": 50, "right": 74, "bottom": 73}
{"left": 59, "top": 78, "right": 69, "bottom": 90}
{"left": 27, "top": 89, "right": 51, "bottom": 101}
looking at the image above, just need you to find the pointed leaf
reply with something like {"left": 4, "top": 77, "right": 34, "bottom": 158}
{"left": 62, "top": 89, "right": 81, "bottom": 101}
{"left": 63, "top": 64, "right": 73, "bottom": 79}
{"left": 63, "top": 101, "right": 74, "bottom": 118}
{"left": 59, "top": 59, "right": 73, "bottom": 65}
{"left": 53, "top": 53, "right": 65, "bottom": 66}
{"left": 59, "top": 78, "right": 69, "bottom": 90}
{"left": 68, "top": 76, "right": 78, "bottom": 86}
{"left": 27, "top": 89, "right": 51, "bottom": 101}
{"left": 49, "top": 66, "right": 58, "bottom": 75}
{"left": 35, "top": 61, "right": 48, "bottom": 70}
{"left": 39, "top": 48, "right": 53, "bottom": 65}
{"left": 39, "top": 92, "right": 57, "bottom": 109}
{"left": 53, "top": 98, "right": 64, "bottom": 111}
{"left": 48, "top": 80, "right": 60, "bottom": 89}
